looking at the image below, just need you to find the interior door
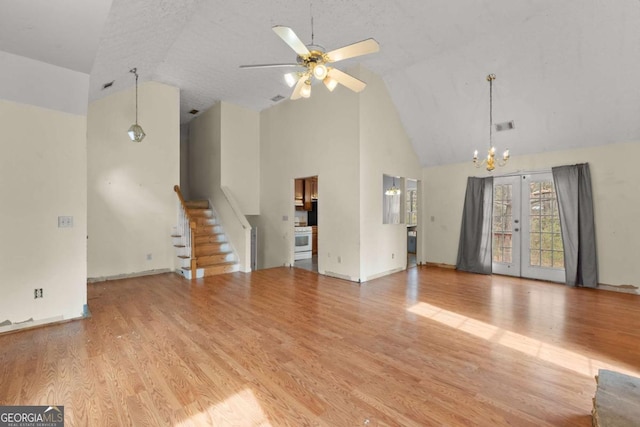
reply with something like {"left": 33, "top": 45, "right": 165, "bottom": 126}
{"left": 493, "top": 173, "right": 565, "bottom": 282}
{"left": 492, "top": 176, "right": 521, "bottom": 276}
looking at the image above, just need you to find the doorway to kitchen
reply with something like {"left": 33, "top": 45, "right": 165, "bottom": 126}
{"left": 406, "top": 179, "right": 418, "bottom": 268}
{"left": 294, "top": 175, "right": 318, "bottom": 272}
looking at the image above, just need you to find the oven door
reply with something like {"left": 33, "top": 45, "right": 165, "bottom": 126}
{"left": 294, "top": 233, "right": 312, "bottom": 252}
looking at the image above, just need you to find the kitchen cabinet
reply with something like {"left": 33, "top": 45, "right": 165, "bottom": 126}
{"left": 303, "top": 178, "right": 313, "bottom": 210}
{"left": 295, "top": 176, "right": 317, "bottom": 211}
{"left": 295, "top": 179, "right": 304, "bottom": 207}
{"left": 312, "top": 226, "right": 318, "bottom": 255}
{"left": 309, "top": 176, "right": 318, "bottom": 200}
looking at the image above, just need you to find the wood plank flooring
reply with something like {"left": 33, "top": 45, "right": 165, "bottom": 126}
{"left": 1, "top": 266, "right": 640, "bottom": 426}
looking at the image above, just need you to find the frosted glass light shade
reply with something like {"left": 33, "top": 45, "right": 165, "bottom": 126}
{"left": 128, "top": 123, "right": 146, "bottom": 142}
{"left": 300, "top": 82, "right": 311, "bottom": 98}
{"left": 313, "top": 64, "right": 328, "bottom": 80}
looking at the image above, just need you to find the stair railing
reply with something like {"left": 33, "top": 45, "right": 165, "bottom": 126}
{"left": 174, "top": 185, "right": 197, "bottom": 274}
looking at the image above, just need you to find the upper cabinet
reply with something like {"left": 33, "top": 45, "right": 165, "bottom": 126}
{"left": 295, "top": 176, "right": 318, "bottom": 211}
{"left": 295, "top": 179, "right": 304, "bottom": 207}
{"left": 309, "top": 176, "right": 318, "bottom": 200}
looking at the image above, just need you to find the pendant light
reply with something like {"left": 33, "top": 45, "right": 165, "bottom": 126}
{"left": 127, "top": 68, "right": 146, "bottom": 142}
{"left": 473, "top": 74, "right": 509, "bottom": 171}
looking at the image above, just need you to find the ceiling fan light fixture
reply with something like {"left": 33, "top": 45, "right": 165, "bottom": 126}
{"left": 323, "top": 77, "right": 338, "bottom": 92}
{"left": 284, "top": 72, "right": 298, "bottom": 88}
{"left": 300, "top": 80, "right": 312, "bottom": 98}
{"left": 313, "top": 63, "right": 328, "bottom": 80}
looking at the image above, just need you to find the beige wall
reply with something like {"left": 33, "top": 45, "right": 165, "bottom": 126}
{"left": 258, "top": 79, "right": 361, "bottom": 280}
{"left": 0, "top": 100, "right": 87, "bottom": 327}
{"left": 0, "top": 53, "right": 88, "bottom": 331}
{"left": 188, "top": 102, "right": 256, "bottom": 272}
{"left": 220, "top": 102, "right": 260, "bottom": 215}
{"left": 87, "top": 81, "right": 180, "bottom": 279}
{"left": 358, "top": 66, "right": 422, "bottom": 280}
{"left": 422, "top": 141, "right": 640, "bottom": 289}
{"left": 255, "top": 66, "right": 421, "bottom": 282}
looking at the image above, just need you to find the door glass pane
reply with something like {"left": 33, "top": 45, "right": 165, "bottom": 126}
{"left": 528, "top": 179, "right": 564, "bottom": 269}
{"left": 493, "top": 184, "right": 513, "bottom": 263}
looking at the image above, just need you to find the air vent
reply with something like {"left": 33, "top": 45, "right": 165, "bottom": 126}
{"left": 271, "top": 95, "right": 285, "bottom": 102}
{"left": 495, "top": 121, "right": 515, "bottom": 132}
{"left": 189, "top": 109, "right": 199, "bottom": 115}
{"left": 102, "top": 81, "right": 114, "bottom": 90}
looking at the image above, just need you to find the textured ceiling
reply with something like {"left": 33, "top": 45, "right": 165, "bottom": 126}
{"left": 2, "top": 0, "right": 640, "bottom": 167}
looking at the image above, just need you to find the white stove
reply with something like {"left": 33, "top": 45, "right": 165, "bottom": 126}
{"left": 294, "top": 226, "right": 313, "bottom": 260}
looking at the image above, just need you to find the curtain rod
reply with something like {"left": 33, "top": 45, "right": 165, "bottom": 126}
{"left": 474, "top": 169, "right": 552, "bottom": 178}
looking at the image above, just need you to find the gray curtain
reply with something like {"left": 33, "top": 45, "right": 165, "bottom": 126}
{"left": 552, "top": 163, "right": 598, "bottom": 287}
{"left": 456, "top": 177, "right": 494, "bottom": 274}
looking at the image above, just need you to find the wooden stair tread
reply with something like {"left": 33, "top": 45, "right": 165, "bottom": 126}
{"left": 185, "top": 200, "right": 209, "bottom": 209}
{"left": 182, "top": 261, "right": 236, "bottom": 271}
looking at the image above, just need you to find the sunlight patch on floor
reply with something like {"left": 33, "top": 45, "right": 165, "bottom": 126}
{"left": 407, "top": 301, "right": 639, "bottom": 378}
{"left": 175, "top": 388, "right": 271, "bottom": 427}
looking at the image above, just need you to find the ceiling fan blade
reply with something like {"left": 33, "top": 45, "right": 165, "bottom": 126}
{"left": 239, "top": 63, "right": 300, "bottom": 69}
{"left": 273, "top": 26, "right": 310, "bottom": 56}
{"left": 290, "top": 76, "right": 307, "bottom": 100}
{"left": 326, "top": 38, "right": 380, "bottom": 63}
{"left": 327, "top": 68, "right": 366, "bottom": 92}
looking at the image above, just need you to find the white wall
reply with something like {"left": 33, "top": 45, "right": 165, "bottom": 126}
{"left": 87, "top": 81, "right": 180, "bottom": 279}
{"left": 422, "top": 141, "right": 640, "bottom": 290}
{"left": 180, "top": 124, "right": 190, "bottom": 199}
{"left": 358, "top": 66, "right": 422, "bottom": 281}
{"left": 189, "top": 103, "right": 221, "bottom": 204}
{"left": 0, "top": 51, "right": 89, "bottom": 115}
{"left": 0, "top": 100, "right": 87, "bottom": 328}
{"left": 258, "top": 80, "right": 361, "bottom": 280}
{"left": 188, "top": 102, "right": 255, "bottom": 272}
{"left": 220, "top": 102, "right": 260, "bottom": 215}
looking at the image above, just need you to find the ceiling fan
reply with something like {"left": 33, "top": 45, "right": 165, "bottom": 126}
{"left": 240, "top": 25, "right": 380, "bottom": 100}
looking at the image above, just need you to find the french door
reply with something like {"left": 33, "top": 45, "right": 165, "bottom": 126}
{"left": 492, "top": 173, "right": 565, "bottom": 282}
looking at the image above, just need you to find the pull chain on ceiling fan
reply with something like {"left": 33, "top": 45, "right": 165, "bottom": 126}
{"left": 240, "top": 7, "right": 380, "bottom": 100}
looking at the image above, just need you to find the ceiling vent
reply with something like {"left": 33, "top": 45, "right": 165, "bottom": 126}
{"left": 102, "top": 80, "right": 114, "bottom": 90}
{"left": 270, "top": 95, "right": 285, "bottom": 102}
{"left": 495, "top": 121, "right": 515, "bottom": 132}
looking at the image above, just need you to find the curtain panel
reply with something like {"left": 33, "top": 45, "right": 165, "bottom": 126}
{"left": 456, "top": 176, "right": 494, "bottom": 274}
{"left": 552, "top": 163, "right": 598, "bottom": 287}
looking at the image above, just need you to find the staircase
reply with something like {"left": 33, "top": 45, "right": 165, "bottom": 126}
{"left": 173, "top": 186, "right": 239, "bottom": 279}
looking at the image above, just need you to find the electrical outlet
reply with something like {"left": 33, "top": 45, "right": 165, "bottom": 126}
{"left": 392, "top": 253, "right": 395, "bottom": 259}
{"left": 337, "top": 256, "right": 342, "bottom": 264}
{"left": 58, "top": 216, "right": 73, "bottom": 228}
{"left": 146, "top": 253, "right": 153, "bottom": 261}
{"left": 34, "top": 288, "right": 43, "bottom": 299}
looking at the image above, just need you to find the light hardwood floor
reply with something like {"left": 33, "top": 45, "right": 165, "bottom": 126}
{"left": 1, "top": 266, "right": 639, "bottom": 426}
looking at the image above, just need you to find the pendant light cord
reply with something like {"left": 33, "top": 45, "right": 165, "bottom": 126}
{"left": 487, "top": 73, "right": 495, "bottom": 149}
{"left": 130, "top": 68, "right": 139, "bottom": 125}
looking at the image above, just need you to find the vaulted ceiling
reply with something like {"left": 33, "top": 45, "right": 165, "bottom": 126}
{"left": 2, "top": 0, "right": 639, "bottom": 167}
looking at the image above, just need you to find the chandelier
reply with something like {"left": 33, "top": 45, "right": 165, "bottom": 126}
{"left": 127, "top": 68, "right": 146, "bottom": 142}
{"left": 473, "top": 74, "right": 509, "bottom": 171}
{"left": 385, "top": 177, "right": 402, "bottom": 196}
